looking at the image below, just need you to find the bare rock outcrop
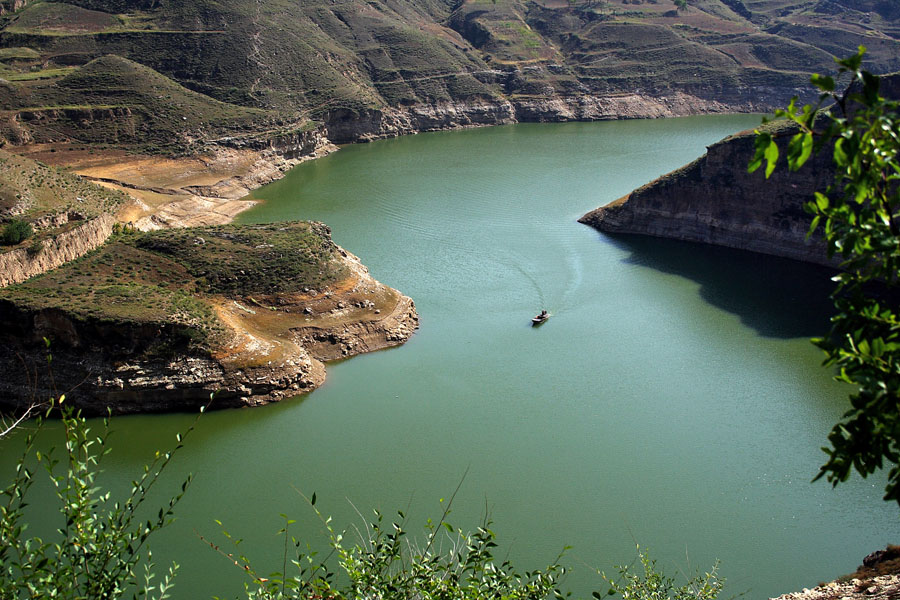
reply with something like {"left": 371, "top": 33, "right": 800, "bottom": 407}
{"left": 772, "top": 546, "right": 900, "bottom": 600}
{"left": 325, "top": 99, "right": 518, "bottom": 144}
{"left": 512, "top": 91, "right": 751, "bottom": 122}
{"left": 324, "top": 93, "right": 773, "bottom": 145}
{"left": 775, "top": 575, "right": 900, "bottom": 600}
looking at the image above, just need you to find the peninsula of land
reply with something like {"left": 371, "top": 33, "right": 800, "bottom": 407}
{"left": 0, "top": 219, "right": 418, "bottom": 414}
{"left": 578, "top": 73, "right": 899, "bottom": 264}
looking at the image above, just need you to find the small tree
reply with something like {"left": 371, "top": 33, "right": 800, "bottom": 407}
{"left": 750, "top": 47, "right": 900, "bottom": 504}
{"left": 1, "top": 219, "right": 32, "bottom": 246}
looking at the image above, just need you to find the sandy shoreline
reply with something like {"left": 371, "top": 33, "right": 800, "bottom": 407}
{"left": 17, "top": 141, "right": 338, "bottom": 229}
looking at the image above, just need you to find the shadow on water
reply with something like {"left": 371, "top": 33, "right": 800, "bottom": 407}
{"left": 604, "top": 233, "right": 837, "bottom": 339}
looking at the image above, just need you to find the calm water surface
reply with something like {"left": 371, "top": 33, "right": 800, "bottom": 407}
{"left": 5, "top": 115, "right": 898, "bottom": 599}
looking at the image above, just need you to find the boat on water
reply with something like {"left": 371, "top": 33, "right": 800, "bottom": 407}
{"left": 532, "top": 310, "right": 550, "bottom": 326}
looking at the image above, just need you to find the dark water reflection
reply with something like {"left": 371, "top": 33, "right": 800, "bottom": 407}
{"left": 608, "top": 233, "right": 836, "bottom": 339}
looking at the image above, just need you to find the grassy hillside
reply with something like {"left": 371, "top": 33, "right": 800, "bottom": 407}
{"left": 0, "top": 147, "right": 124, "bottom": 217}
{"left": 0, "top": 0, "right": 894, "bottom": 151}
{"left": 0, "top": 52, "right": 282, "bottom": 153}
{"left": 0, "top": 147, "right": 125, "bottom": 253}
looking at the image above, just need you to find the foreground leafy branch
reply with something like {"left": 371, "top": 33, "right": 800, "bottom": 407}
{"left": 750, "top": 46, "right": 900, "bottom": 504}
{"left": 209, "top": 488, "right": 571, "bottom": 600}
{"left": 0, "top": 397, "right": 194, "bottom": 599}
{"left": 1, "top": 398, "right": 724, "bottom": 599}
{"left": 601, "top": 548, "right": 723, "bottom": 600}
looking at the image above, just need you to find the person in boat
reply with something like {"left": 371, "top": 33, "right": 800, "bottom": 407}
{"left": 540, "top": 310, "right": 547, "bottom": 317}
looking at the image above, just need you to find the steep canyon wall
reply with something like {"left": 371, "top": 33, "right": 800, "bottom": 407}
{"left": 579, "top": 129, "right": 836, "bottom": 265}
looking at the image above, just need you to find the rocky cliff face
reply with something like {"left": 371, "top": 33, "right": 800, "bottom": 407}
{"left": 0, "top": 213, "right": 115, "bottom": 286}
{"left": 323, "top": 91, "right": 770, "bottom": 145}
{"left": 324, "top": 100, "right": 516, "bottom": 144}
{"left": 578, "top": 127, "right": 837, "bottom": 265}
{"left": 579, "top": 73, "right": 900, "bottom": 265}
{"left": 0, "top": 302, "right": 326, "bottom": 414}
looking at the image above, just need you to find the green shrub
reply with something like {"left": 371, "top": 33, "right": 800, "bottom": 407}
{"left": 0, "top": 397, "right": 194, "bottom": 599}
{"left": 1, "top": 219, "right": 32, "bottom": 245}
{"left": 601, "top": 547, "right": 723, "bottom": 600}
{"left": 211, "top": 492, "right": 570, "bottom": 600}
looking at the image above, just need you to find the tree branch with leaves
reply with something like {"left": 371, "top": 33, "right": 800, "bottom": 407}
{"left": 750, "top": 46, "right": 900, "bottom": 504}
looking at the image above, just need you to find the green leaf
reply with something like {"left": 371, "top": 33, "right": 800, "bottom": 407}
{"left": 807, "top": 215, "right": 821, "bottom": 238}
{"left": 834, "top": 138, "right": 848, "bottom": 166}
{"left": 811, "top": 73, "right": 835, "bottom": 92}
{"left": 748, "top": 131, "right": 771, "bottom": 174}
{"left": 764, "top": 139, "right": 779, "bottom": 178}
{"left": 797, "top": 132, "right": 813, "bottom": 169}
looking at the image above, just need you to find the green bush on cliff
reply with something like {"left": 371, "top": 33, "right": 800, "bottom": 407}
{"left": 1, "top": 219, "right": 32, "bottom": 246}
{"left": 750, "top": 47, "right": 900, "bottom": 505}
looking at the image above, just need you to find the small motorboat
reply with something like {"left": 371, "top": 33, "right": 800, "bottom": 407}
{"left": 532, "top": 310, "right": 550, "bottom": 326}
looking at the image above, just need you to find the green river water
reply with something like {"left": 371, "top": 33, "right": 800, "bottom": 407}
{"left": 4, "top": 115, "right": 898, "bottom": 599}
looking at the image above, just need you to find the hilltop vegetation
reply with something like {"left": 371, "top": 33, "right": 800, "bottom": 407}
{"left": 0, "top": 0, "right": 894, "bottom": 153}
{"left": 0, "top": 221, "right": 348, "bottom": 348}
{"left": 0, "top": 147, "right": 125, "bottom": 253}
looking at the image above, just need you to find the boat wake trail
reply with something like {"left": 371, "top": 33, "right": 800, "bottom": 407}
{"left": 558, "top": 240, "right": 583, "bottom": 312}
{"left": 509, "top": 260, "right": 547, "bottom": 309}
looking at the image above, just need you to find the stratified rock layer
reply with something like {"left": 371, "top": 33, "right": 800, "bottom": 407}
{"left": 0, "top": 214, "right": 115, "bottom": 286}
{"left": 579, "top": 127, "right": 836, "bottom": 266}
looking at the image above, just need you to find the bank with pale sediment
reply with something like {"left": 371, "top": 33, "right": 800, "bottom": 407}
{"left": 5, "top": 88, "right": 773, "bottom": 243}
{"left": 101, "top": 91, "right": 768, "bottom": 229}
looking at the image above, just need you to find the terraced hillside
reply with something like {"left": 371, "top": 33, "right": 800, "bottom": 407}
{"left": 0, "top": 0, "right": 895, "bottom": 151}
